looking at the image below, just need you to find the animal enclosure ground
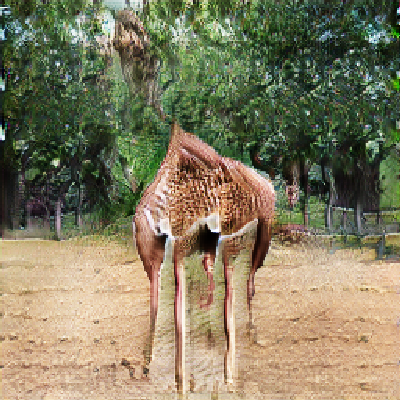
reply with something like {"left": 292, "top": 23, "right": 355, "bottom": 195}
{"left": 0, "top": 237, "right": 399, "bottom": 399}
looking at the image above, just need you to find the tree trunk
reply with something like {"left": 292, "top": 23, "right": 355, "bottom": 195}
{"left": 55, "top": 198, "right": 62, "bottom": 240}
{"left": 375, "top": 177, "right": 382, "bottom": 225}
{"left": 0, "top": 165, "right": 18, "bottom": 232}
{"left": 354, "top": 196, "right": 363, "bottom": 234}
{"left": 325, "top": 196, "right": 333, "bottom": 231}
{"left": 75, "top": 182, "right": 83, "bottom": 228}
{"left": 299, "top": 159, "right": 309, "bottom": 226}
{"left": 11, "top": 173, "right": 21, "bottom": 230}
{"left": 43, "top": 207, "right": 51, "bottom": 232}
{"left": 323, "top": 165, "right": 335, "bottom": 231}
{"left": 26, "top": 201, "right": 33, "bottom": 230}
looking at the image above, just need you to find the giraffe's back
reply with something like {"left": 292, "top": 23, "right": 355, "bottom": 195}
{"left": 135, "top": 127, "right": 275, "bottom": 239}
{"left": 158, "top": 157, "right": 271, "bottom": 237}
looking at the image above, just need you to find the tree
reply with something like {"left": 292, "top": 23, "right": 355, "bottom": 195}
{"left": 2, "top": 0, "right": 398, "bottom": 235}
{"left": 2, "top": 1, "right": 126, "bottom": 236}
{"left": 143, "top": 1, "right": 398, "bottom": 231}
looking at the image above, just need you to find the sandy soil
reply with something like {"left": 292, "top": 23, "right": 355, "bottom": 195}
{"left": 0, "top": 236, "right": 399, "bottom": 399}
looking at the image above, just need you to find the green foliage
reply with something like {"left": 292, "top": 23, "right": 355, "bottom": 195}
{"left": 380, "top": 150, "right": 400, "bottom": 209}
{"left": 3, "top": 0, "right": 399, "bottom": 234}
{"left": 3, "top": 1, "right": 129, "bottom": 228}
{"left": 125, "top": 0, "right": 398, "bottom": 219}
{"left": 150, "top": 0, "right": 399, "bottom": 169}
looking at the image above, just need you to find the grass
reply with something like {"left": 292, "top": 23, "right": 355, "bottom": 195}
{"left": 276, "top": 193, "right": 326, "bottom": 228}
{"left": 2, "top": 212, "right": 134, "bottom": 244}
{"left": 380, "top": 150, "right": 400, "bottom": 210}
{"left": 275, "top": 187, "right": 400, "bottom": 234}
{"left": 3, "top": 191, "right": 399, "bottom": 248}
{"left": 321, "top": 231, "right": 400, "bottom": 260}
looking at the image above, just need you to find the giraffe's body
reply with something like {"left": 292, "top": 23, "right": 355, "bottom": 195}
{"left": 136, "top": 122, "right": 274, "bottom": 239}
{"left": 134, "top": 122, "right": 275, "bottom": 394}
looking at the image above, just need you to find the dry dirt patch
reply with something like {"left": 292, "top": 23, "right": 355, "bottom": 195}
{"left": 0, "top": 238, "right": 399, "bottom": 399}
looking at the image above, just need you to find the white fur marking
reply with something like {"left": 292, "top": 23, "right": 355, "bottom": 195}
{"left": 144, "top": 208, "right": 158, "bottom": 235}
{"left": 219, "top": 218, "right": 259, "bottom": 240}
{"left": 159, "top": 218, "right": 172, "bottom": 236}
{"left": 185, "top": 212, "right": 222, "bottom": 236}
{"left": 205, "top": 213, "right": 221, "bottom": 233}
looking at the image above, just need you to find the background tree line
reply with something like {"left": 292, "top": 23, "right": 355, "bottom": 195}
{"left": 1, "top": 0, "right": 399, "bottom": 238}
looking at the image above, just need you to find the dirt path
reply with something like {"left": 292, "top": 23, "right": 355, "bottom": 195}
{"left": 1, "top": 237, "right": 399, "bottom": 399}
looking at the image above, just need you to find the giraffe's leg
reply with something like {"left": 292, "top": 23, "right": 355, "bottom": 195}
{"left": 223, "top": 250, "right": 235, "bottom": 386}
{"left": 199, "top": 229, "right": 219, "bottom": 308}
{"left": 248, "top": 219, "right": 272, "bottom": 339}
{"left": 199, "top": 252, "right": 216, "bottom": 308}
{"left": 135, "top": 214, "right": 166, "bottom": 375}
{"left": 174, "top": 247, "right": 186, "bottom": 395}
{"left": 246, "top": 266, "right": 257, "bottom": 341}
{"left": 143, "top": 267, "right": 159, "bottom": 375}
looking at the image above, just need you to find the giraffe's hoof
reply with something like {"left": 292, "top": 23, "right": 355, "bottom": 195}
{"left": 143, "top": 366, "right": 149, "bottom": 376}
{"left": 224, "top": 376, "right": 235, "bottom": 393}
{"left": 247, "top": 323, "right": 257, "bottom": 343}
{"left": 246, "top": 321, "right": 255, "bottom": 331}
{"left": 227, "top": 382, "right": 236, "bottom": 394}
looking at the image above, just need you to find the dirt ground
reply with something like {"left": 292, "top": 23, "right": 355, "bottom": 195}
{"left": 1, "top": 235, "right": 399, "bottom": 399}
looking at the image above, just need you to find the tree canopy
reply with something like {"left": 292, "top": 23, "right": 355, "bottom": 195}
{"left": 1, "top": 0, "right": 399, "bottom": 234}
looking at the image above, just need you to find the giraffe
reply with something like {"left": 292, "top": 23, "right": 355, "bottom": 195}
{"left": 134, "top": 121, "right": 275, "bottom": 393}
{"left": 112, "top": 10, "right": 275, "bottom": 394}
